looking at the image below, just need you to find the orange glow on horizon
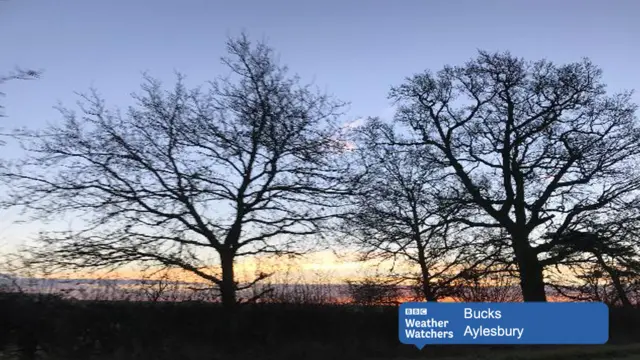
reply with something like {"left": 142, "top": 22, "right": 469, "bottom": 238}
{"left": 31, "top": 250, "right": 382, "bottom": 284}
{"left": 13, "top": 248, "right": 584, "bottom": 299}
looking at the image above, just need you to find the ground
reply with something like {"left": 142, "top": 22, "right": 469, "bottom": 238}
{"left": 393, "top": 344, "right": 640, "bottom": 360}
{"left": 2, "top": 294, "right": 639, "bottom": 360}
{"left": 2, "top": 344, "right": 640, "bottom": 360}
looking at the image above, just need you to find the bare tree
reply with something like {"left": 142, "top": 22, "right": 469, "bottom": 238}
{"left": 0, "top": 34, "right": 348, "bottom": 310}
{"left": 339, "top": 119, "right": 500, "bottom": 301}
{"left": 547, "top": 206, "right": 640, "bottom": 307}
{"left": 389, "top": 51, "right": 640, "bottom": 301}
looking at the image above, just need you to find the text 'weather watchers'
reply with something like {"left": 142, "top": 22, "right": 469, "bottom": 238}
{"left": 405, "top": 308, "right": 524, "bottom": 340}
{"left": 399, "top": 302, "right": 608, "bottom": 348}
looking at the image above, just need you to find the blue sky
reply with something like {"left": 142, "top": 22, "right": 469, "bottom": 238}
{"left": 1, "top": 0, "right": 639, "bottom": 250}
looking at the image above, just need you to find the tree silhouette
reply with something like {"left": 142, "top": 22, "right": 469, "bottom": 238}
{"left": 547, "top": 206, "right": 640, "bottom": 307}
{"left": 0, "top": 34, "right": 348, "bottom": 310}
{"left": 339, "top": 118, "right": 500, "bottom": 301}
{"left": 389, "top": 51, "right": 640, "bottom": 301}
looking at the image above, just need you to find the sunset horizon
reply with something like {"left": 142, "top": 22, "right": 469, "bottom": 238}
{"left": 2, "top": 0, "right": 639, "bottom": 358}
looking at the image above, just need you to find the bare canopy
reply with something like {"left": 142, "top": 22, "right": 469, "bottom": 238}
{"left": 0, "top": 34, "right": 349, "bottom": 309}
{"left": 389, "top": 51, "right": 640, "bottom": 301}
{"left": 339, "top": 118, "right": 502, "bottom": 301}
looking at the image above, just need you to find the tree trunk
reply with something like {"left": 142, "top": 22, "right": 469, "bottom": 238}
{"left": 220, "top": 248, "right": 237, "bottom": 309}
{"left": 419, "top": 264, "right": 438, "bottom": 302}
{"left": 423, "top": 282, "right": 438, "bottom": 302}
{"left": 219, "top": 247, "right": 239, "bottom": 351}
{"left": 610, "top": 272, "right": 632, "bottom": 308}
{"left": 513, "top": 234, "right": 547, "bottom": 302}
{"left": 416, "top": 240, "right": 438, "bottom": 302}
{"left": 595, "top": 253, "right": 632, "bottom": 308}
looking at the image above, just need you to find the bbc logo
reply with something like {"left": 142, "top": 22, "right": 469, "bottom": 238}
{"left": 405, "top": 308, "right": 427, "bottom": 315}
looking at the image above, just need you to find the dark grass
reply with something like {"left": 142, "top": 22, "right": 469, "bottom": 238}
{"left": 1, "top": 293, "right": 639, "bottom": 360}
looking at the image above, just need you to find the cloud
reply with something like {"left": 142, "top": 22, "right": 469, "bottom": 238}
{"left": 301, "top": 261, "right": 362, "bottom": 271}
{"left": 343, "top": 117, "right": 364, "bottom": 129}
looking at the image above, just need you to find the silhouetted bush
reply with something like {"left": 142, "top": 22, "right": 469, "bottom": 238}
{"left": 1, "top": 293, "right": 639, "bottom": 359}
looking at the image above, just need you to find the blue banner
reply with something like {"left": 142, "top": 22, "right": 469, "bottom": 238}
{"left": 399, "top": 302, "right": 608, "bottom": 348}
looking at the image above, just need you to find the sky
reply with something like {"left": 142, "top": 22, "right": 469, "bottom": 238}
{"left": 1, "top": 0, "right": 639, "bottom": 279}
